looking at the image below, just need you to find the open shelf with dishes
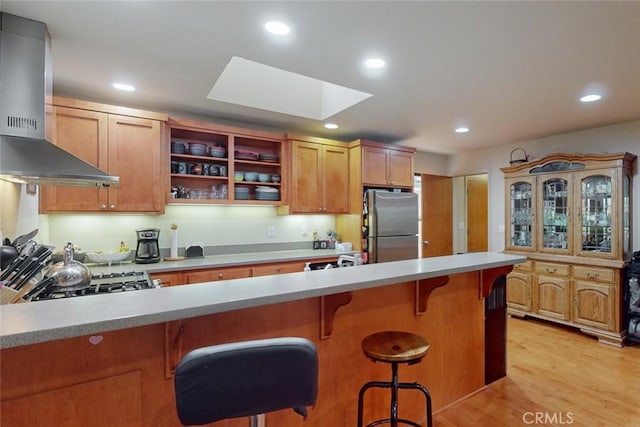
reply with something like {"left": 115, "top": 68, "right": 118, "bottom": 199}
{"left": 167, "top": 119, "right": 286, "bottom": 204}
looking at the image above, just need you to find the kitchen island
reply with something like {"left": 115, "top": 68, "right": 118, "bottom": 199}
{"left": 0, "top": 252, "right": 524, "bottom": 426}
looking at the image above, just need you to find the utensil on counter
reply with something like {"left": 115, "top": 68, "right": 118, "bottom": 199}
{"left": 0, "top": 229, "right": 38, "bottom": 271}
{"left": 11, "top": 229, "right": 38, "bottom": 251}
{"left": 45, "top": 242, "right": 92, "bottom": 292}
{"left": 2, "top": 245, "right": 52, "bottom": 289}
{"left": 1, "top": 245, "right": 19, "bottom": 270}
{"left": 21, "top": 276, "right": 56, "bottom": 301}
{"left": 12, "top": 248, "right": 52, "bottom": 291}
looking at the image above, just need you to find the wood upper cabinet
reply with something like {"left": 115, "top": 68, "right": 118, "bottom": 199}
{"left": 286, "top": 136, "right": 349, "bottom": 214}
{"left": 362, "top": 144, "right": 415, "bottom": 188}
{"left": 41, "top": 106, "right": 109, "bottom": 211}
{"left": 106, "top": 115, "right": 163, "bottom": 212}
{"left": 40, "top": 98, "right": 167, "bottom": 214}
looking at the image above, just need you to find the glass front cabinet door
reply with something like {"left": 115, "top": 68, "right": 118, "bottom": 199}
{"left": 538, "top": 174, "right": 573, "bottom": 255}
{"left": 506, "top": 177, "right": 536, "bottom": 251}
{"left": 574, "top": 169, "right": 616, "bottom": 259}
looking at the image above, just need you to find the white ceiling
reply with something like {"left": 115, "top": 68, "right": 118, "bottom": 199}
{"left": 3, "top": 1, "right": 639, "bottom": 154}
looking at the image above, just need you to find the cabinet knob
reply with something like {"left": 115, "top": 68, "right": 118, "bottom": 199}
{"left": 422, "top": 240, "right": 430, "bottom": 245}
{"left": 110, "top": 204, "right": 116, "bottom": 210}
{"left": 546, "top": 267, "right": 557, "bottom": 273}
{"left": 100, "top": 204, "right": 107, "bottom": 210}
{"left": 218, "top": 273, "right": 223, "bottom": 279}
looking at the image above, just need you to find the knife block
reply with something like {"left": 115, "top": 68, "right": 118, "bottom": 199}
{"left": 1, "top": 279, "right": 35, "bottom": 304}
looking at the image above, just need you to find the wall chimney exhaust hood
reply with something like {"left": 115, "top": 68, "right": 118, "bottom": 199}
{"left": 0, "top": 12, "right": 119, "bottom": 187}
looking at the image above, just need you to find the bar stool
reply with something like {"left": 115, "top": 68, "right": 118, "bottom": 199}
{"left": 174, "top": 337, "right": 318, "bottom": 426}
{"left": 357, "top": 331, "right": 433, "bottom": 427}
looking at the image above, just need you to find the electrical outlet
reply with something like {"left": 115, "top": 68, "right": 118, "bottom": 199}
{"left": 267, "top": 226, "right": 276, "bottom": 238}
{"left": 498, "top": 224, "right": 505, "bottom": 233}
{"left": 301, "top": 224, "right": 308, "bottom": 237}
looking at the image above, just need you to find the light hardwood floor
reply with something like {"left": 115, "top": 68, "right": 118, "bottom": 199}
{"left": 433, "top": 317, "right": 640, "bottom": 426}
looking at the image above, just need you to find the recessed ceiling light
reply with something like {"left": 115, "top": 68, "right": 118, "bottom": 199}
{"left": 580, "top": 94, "right": 602, "bottom": 103}
{"left": 112, "top": 82, "right": 135, "bottom": 91}
{"left": 265, "top": 21, "right": 290, "bottom": 35}
{"left": 324, "top": 123, "right": 338, "bottom": 129}
{"left": 365, "top": 58, "right": 386, "bottom": 69}
{"left": 455, "top": 127, "right": 470, "bottom": 133}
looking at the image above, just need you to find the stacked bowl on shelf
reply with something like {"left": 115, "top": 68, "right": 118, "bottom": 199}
{"left": 189, "top": 143, "right": 207, "bottom": 156}
{"left": 210, "top": 145, "right": 226, "bottom": 158}
{"left": 234, "top": 185, "right": 250, "bottom": 200}
{"left": 171, "top": 140, "right": 186, "bottom": 154}
{"left": 255, "top": 186, "right": 280, "bottom": 201}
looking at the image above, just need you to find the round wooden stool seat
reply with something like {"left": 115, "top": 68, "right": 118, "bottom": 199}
{"left": 361, "top": 331, "right": 429, "bottom": 363}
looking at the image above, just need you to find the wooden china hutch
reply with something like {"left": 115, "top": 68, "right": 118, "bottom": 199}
{"left": 501, "top": 152, "right": 636, "bottom": 346}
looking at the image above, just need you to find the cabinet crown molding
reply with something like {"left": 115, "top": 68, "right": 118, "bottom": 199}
{"left": 500, "top": 152, "right": 636, "bottom": 175}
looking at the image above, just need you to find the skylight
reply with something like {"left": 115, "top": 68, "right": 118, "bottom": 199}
{"left": 207, "top": 57, "right": 372, "bottom": 120}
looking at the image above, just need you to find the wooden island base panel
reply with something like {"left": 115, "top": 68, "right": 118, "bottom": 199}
{"left": 0, "top": 253, "right": 524, "bottom": 426}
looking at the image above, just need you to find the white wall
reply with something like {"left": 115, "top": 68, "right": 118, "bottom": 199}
{"left": 414, "top": 151, "right": 449, "bottom": 176}
{"left": 447, "top": 119, "right": 640, "bottom": 252}
{"left": 41, "top": 206, "right": 334, "bottom": 253}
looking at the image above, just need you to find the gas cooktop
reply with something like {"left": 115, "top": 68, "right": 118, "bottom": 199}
{"left": 32, "top": 271, "right": 158, "bottom": 301}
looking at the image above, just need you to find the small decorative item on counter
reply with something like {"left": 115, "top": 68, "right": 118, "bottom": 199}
{"left": 185, "top": 243, "right": 204, "bottom": 258}
{"left": 165, "top": 223, "right": 184, "bottom": 261}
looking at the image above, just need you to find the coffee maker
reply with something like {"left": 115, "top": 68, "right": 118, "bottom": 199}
{"left": 135, "top": 228, "right": 160, "bottom": 264}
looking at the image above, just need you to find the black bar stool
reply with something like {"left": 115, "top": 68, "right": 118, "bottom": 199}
{"left": 174, "top": 337, "right": 318, "bottom": 426}
{"left": 357, "top": 331, "right": 433, "bottom": 427}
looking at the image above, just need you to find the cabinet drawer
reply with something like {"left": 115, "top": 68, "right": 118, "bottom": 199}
{"left": 251, "top": 263, "right": 303, "bottom": 277}
{"left": 535, "top": 262, "right": 569, "bottom": 277}
{"left": 573, "top": 266, "right": 615, "bottom": 284}
{"left": 185, "top": 267, "right": 251, "bottom": 283}
{"left": 513, "top": 261, "right": 533, "bottom": 273}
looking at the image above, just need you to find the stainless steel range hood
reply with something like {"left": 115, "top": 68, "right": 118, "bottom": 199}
{"left": 0, "top": 12, "right": 119, "bottom": 187}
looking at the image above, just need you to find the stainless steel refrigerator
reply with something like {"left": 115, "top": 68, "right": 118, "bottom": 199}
{"left": 366, "top": 190, "right": 419, "bottom": 263}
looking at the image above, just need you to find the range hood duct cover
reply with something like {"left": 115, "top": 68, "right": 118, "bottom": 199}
{"left": 0, "top": 12, "right": 119, "bottom": 187}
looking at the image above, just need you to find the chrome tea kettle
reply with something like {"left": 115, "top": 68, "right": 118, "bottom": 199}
{"left": 46, "top": 242, "right": 91, "bottom": 291}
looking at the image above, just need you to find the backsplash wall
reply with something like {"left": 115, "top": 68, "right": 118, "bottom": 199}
{"left": 42, "top": 206, "right": 335, "bottom": 254}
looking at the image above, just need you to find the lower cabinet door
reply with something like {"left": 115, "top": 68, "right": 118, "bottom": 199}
{"left": 573, "top": 280, "right": 615, "bottom": 331}
{"left": 506, "top": 272, "right": 532, "bottom": 312}
{"left": 535, "top": 275, "right": 571, "bottom": 321}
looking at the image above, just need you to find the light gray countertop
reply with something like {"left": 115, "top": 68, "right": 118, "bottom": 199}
{"left": 0, "top": 252, "right": 526, "bottom": 349}
{"left": 88, "top": 248, "right": 348, "bottom": 274}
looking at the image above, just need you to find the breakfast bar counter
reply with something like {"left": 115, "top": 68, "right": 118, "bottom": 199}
{"left": 1, "top": 252, "right": 524, "bottom": 426}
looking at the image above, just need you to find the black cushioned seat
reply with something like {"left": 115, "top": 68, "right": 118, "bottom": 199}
{"left": 174, "top": 337, "right": 318, "bottom": 426}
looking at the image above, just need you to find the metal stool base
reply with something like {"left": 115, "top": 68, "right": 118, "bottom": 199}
{"left": 357, "top": 362, "right": 433, "bottom": 427}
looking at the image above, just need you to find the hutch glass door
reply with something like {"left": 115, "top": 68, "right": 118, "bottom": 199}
{"left": 576, "top": 171, "right": 615, "bottom": 258}
{"left": 507, "top": 178, "right": 535, "bottom": 251}
{"left": 539, "top": 175, "right": 571, "bottom": 254}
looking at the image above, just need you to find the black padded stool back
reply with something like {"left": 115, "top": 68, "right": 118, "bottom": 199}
{"left": 175, "top": 337, "right": 318, "bottom": 425}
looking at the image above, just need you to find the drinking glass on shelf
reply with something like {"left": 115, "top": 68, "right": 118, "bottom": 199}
{"left": 210, "top": 185, "right": 219, "bottom": 199}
